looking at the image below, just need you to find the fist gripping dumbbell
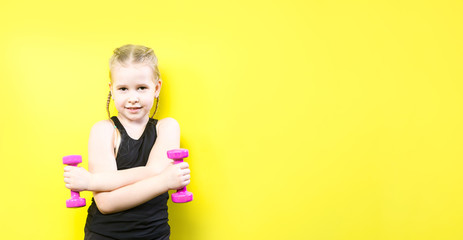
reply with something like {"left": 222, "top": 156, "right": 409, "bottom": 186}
{"left": 63, "top": 155, "right": 86, "bottom": 208}
{"left": 167, "top": 149, "right": 193, "bottom": 203}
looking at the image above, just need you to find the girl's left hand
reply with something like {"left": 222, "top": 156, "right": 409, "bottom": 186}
{"left": 64, "top": 166, "right": 92, "bottom": 192}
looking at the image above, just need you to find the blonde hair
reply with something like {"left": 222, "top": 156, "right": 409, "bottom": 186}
{"left": 106, "top": 44, "right": 161, "bottom": 156}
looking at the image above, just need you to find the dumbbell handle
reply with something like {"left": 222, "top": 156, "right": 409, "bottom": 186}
{"left": 173, "top": 159, "right": 187, "bottom": 193}
{"left": 67, "top": 163, "right": 82, "bottom": 198}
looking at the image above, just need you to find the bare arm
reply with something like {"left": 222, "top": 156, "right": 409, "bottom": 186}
{"left": 93, "top": 162, "right": 189, "bottom": 214}
{"left": 64, "top": 165, "right": 159, "bottom": 192}
{"left": 90, "top": 118, "right": 190, "bottom": 214}
{"left": 90, "top": 166, "right": 157, "bottom": 191}
{"left": 64, "top": 118, "right": 187, "bottom": 192}
{"left": 64, "top": 120, "right": 160, "bottom": 192}
{"left": 146, "top": 118, "right": 182, "bottom": 171}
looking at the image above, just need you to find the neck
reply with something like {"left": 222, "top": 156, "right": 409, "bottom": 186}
{"left": 116, "top": 115, "right": 150, "bottom": 140}
{"left": 116, "top": 115, "right": 150, "bottom": 129}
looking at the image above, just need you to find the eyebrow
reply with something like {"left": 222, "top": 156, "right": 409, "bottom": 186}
{"left": 115, "top": 83, "right": 150, "bottom": 88}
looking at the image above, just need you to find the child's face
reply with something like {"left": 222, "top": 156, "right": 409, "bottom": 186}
{"left": 110, "top": 63, "right": 161, "bottom": 122}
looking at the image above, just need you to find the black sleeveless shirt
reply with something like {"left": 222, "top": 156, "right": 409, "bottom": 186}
{"left": 85, "top": 117, "right": 170, "bottom": 240}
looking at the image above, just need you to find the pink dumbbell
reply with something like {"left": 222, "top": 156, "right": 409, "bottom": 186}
{"left": 167, "top": 149, "right": 193, "bottom": 203}
{"left": 62, "top": 155, "right": 86, "bottom": 208}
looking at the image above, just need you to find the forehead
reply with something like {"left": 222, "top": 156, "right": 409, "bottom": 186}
{"left": 111, "top": 63, "right": 155, "bottom": 84}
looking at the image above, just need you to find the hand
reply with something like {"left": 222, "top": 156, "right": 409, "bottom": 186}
{"left": 162, "top": 162, "right": 191, "bottom": 190}
{"left": 64, "top": 166, "right": 92, "bottom": 192}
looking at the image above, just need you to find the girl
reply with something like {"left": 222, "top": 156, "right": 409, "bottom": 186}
{"left": 63, "top": 44, "right": 191, "bottom": 240}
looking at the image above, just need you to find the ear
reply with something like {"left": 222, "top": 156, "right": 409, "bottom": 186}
{"left": 155, "top": 79, "right": 162, "bottom": 98}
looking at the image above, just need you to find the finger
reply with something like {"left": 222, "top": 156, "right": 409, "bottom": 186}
{"left": 178, "top": 162, "right": 189, "bottom": 169}
{"left": 65, "top": 166, "right": 78, "bottom": 172}
{"left": 182, "top": 169, "right": 191, "bottom": 175}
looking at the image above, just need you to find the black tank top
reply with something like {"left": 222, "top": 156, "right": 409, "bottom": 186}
{"left": 85, "top": 116, "right": 170, "bottom": 240}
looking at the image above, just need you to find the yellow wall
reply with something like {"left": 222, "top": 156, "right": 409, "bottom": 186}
{"left": 0, "top": 0, "right": 462, "bottom": 239}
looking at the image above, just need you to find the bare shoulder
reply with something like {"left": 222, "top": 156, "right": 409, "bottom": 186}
{"left": 156, "top": 117, "right": 180, "bottom": 137}
{"left": 88, "top": 119, "right": 118, "bottom": 172}
{"left": 157, "top": 117, "right": 179, "bottom": 128}
{"left": 90, "top": 119, "right": 115, "bottom": 138}
{"left": 147, "top": 118, "right": 180, "bottom": 165}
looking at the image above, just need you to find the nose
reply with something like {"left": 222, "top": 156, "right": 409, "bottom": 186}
{"left": 128, "top": 92, "right": 139, "bottom": 104}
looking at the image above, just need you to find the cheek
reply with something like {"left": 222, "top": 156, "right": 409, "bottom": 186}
{"left": 144, "top": 97, "right": 155, "bottom": 106}
{"left": 113, "top": 96, "right": 125, "bottom": 106}
{"left": 143, "top": 95, "right": 155, "bottom": 107}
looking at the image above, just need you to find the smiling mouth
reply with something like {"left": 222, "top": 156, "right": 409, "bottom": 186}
{"left": 126, "top": 107, "right": 142, "bottom": 113}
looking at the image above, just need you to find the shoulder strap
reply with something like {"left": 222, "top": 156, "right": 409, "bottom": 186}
{"left": 109, "top": 117, "right": 121, "bottom": 158}
{"left": 150, "top": 118, "right": 158, "bottom": 136}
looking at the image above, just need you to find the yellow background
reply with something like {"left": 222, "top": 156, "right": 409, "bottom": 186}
{"left": 1, "top": 0, "right": 462, "bottom": 239}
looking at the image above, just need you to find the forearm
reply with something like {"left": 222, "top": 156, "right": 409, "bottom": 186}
{"left": 89, "top": 166, "right": 158, "bottom": 192}
{"left": 94, "top": 174, "right": 168, "bottom": 214}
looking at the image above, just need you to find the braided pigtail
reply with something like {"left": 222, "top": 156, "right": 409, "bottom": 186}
{"left": 106, "top": 90, "right": 121, "bottom": 157}
{"left": 151, "top": 96, "right": 159, "bottom": 118}
{"left": 106, "top": 91, "right": 112, "bottom": 118}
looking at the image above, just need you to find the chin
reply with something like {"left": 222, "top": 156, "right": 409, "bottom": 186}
{"left": 120, "top": 113, "right": 149, "bottom": 122}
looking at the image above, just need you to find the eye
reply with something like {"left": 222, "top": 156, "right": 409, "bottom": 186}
{"left": 138, "top": 86, "right": 148, "bottom": 91}
{"left": 119, "top": 87, "right": 127, "bottom": 91}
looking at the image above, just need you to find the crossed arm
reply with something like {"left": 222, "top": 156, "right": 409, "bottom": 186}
{"left": 63, "top": 118, "right": 190, "bottom": 214}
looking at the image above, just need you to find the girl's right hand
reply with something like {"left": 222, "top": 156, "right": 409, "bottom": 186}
{"left": 162, "top": 162, "right": 191, "bottom": 190}
{"left": 64, "top": 166, "right": 92, "bottom": 192}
